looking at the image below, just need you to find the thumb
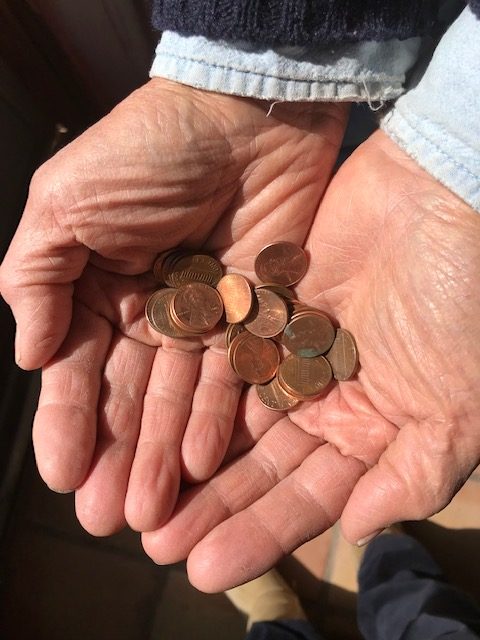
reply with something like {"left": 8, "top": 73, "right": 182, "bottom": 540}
{"left": 340, "top": 419, "right": 479, "bottom": 545}
{"left": 0, "top": 193, "right": 89, "bottom": 370}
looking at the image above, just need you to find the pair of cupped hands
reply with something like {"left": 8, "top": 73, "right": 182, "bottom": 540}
{"left": 1, "top": 78, "right": 479, "bottom": 592}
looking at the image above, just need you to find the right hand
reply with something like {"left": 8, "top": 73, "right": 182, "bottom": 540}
{"left": 0, "top": 77, "right": 348, "bottom": 536}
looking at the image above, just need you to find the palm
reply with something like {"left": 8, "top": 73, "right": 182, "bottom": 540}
{"left": 8, "top": 79, "right": 348, "bottom": 534}
{"left": 142, "top": 131, "right": 480, "bottom": 593}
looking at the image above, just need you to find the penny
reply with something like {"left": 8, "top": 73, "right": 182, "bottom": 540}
{"left": 161, "top": 249, "right": 187, "bottom": 283}
{"left": 171, "top": 283, "right": 224, "bottom": 333}
{"left": 225, "top": 323, "right": 246, "bottom": 349}
{"left": 146, "top": 288, "right": 192, "bottom": 338}
{"left": 278, "top": 354, "right": 332, "bottom": 399}
{"left": 231, "top": 333, "right": 280, "bottom": 384}
{"left": 244, "top": 289, "right": 288, "bottom": 338}
{"left": 166, "top": 253, "right": 223, "bottom": 288}
{"left": 256, "top": 377, "right": 300, "bottom": 411}
{"left": 217, "top": 274, "right": 253, "bottom": 324}
{"left": 325, "top": 328, "right": 359, "bottom": 381}
{"left": 254, "top": 241, "right": 308, "bottom": 286}
{"left": 152, "top": 249, "right": 179, "bottom": 283}
{"left": 255, "top": 283, "right": 295, "bottom": 300}
{"left": 282, "top": 311, "right": 335, "bottom": 357}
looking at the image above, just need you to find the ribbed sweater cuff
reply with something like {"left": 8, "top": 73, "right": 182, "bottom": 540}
{"left": 152, "top": 0, "right": 436, "bottom": 47}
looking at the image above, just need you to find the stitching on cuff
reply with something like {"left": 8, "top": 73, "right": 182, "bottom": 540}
{"left": 157, "top": 49, "right": 405, "bottom": 85}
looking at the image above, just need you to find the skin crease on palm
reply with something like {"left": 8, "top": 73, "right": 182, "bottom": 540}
{"left": 140, "top": 129, "right": 480, "bottom": 593}
{"left": 0, "top": 78, "right": 349, "bottom": 535}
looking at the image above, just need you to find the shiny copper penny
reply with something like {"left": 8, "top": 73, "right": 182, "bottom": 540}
{"left": 231, "top": 334, "right": 280, "bottom": 384}
{"left": 325, "top": 328, "right": 359, "bottom": 381}
{"left": 146, "top": 288, "right": 192, "bottom": 338}
{"left": 165, "top": 253, "right": 223, "bottom": 288}
{"left": 244, "top": 289, "right": 288, "bottom": 338}
{"left": 225, "top": 323, "right": 245, "bottom": 349}
{"left": 255, "top": 283, "right": 295, "bottom": 300}
{"left": 256, "top": 377, "right": 300, "bottom": 411}
{"left": 278, "top": 354, "right": 332, "bottom": 399}
{"left": 171, "top": 283, "right": 224, "bottom": 333}
{"left": 217, "top": 274, "right": 253, "bottom": 323}
{"left": 282, "top": 311, "right": 335, "bottom": 357}
{"left": 255, "top": 242, "right": 308, "bottom": 286}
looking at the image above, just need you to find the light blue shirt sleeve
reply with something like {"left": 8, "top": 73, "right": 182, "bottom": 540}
{"left": 382, "top": 7, "right": 480, "bottom": 212}
{"left": 150, "top": 31, "right": 421, "bottom": 103}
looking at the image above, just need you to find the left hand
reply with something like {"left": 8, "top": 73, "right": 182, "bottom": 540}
{"left": 142, "top": 130, "right": 480, "bottom": 592}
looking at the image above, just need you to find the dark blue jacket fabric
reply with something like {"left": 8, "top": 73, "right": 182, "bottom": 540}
{"left": 152, "top": 1, "right": 478, "bottom": 46}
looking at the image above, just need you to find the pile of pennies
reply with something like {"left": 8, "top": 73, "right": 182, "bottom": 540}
{"left": 145, "top": 242, "right": 358, "bottom": 411}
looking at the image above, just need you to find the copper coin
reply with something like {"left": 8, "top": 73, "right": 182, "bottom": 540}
{"left": 325, "top": 328, "right": 359, "bottom": 381}
{"left": 256, "top": 377, "right": 300, "bottom": 411}
{"left": 231, "top": 334, "right": 280, "bottom": 384}
{"left": 278, "top": 354, "right": 332, "bottom": 399}
{"left": 217, "top": 274, "right": 253, "bottom": 324}
{"left": 282, "top": 311, "right": 335, "bottom": 357}
{"left": 255, "top": 242, "right": 308, "bottom": 286}
{"left": 152, "top": 249, "right": 179, "bottom": 283}
{"left": 146, "top": 289, "right": 192, "bottom": 338}
{"left": 166, "top": 253, "right": 223, "bottom": 288}
{"left": 255, "top": 283, "right": 295, "bottom": 300}
{"left": 161, "top": 249, "right": 187, "bottom": 282}
{"left": 171, "top": 283, "right": 224, "bottom": 333}
{"left": 225, "top": 323, "right": 245, "bottom": 349}
{"left": 244, "top": 289, "right": 288, "bottom": 338}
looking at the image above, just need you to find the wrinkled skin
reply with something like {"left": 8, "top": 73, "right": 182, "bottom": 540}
{"left": 141, "top": 130, "right": 480, "bottom": 593}
{"left": 0, "top": 78, "right": 348, "bottom": 535}
{"left": 2, "top": 76, "right": 479, "bottom": 595}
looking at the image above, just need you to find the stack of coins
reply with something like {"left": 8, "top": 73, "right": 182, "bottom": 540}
{"left": 146, "top": 242, "right": 358, "bottom": 411}
{"left": 145, "top": 249, "right": 224, "bottom": 338}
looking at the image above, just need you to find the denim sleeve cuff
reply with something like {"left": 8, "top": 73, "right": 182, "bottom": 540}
{"left": 150, "top": 31, "right": 421, "bottom": 103}
{"left": 382, "top": 7, "right": 480, "bottom": 212}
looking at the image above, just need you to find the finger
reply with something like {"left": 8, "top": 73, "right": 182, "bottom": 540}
{"left": 124, "top": 345, "right": 202, "bottom": 531}
{"left": 32, "top": 302, "right": 111, "bottom": 491}
{"left": 75, "top": 334, "right": 155, "bottom": 536}
{"left": 0, "top": 206, "right": 89, "bottom": 369}
{"left": 180, "top": 346, "right": 244, "bottom": 482}
{"left": 187, "top": 444, "right": 365, "bottom": 592}
{"left": 341, "top": 418, "right": 480, "bottom": 545}
{"left": 142, "top": 417, "right": 320, "bottom": 564}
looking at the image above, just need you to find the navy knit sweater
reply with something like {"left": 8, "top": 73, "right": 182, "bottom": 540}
{"left": 152, "top": 0, "right": 479, "bottom": 46}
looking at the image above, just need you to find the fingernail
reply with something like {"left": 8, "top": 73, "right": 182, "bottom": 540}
{"left": 48, "top": 486, "right": 74, "bottom": 495}
{"left": 356, "top": 529, "right": 384, "bottom": 547}
{"left": 15, "top": 341, "right": 22, "bottom": 366}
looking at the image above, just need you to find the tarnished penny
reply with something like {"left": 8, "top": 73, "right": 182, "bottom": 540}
{"left": 230, "top": 333, "right": 280, "bottom": 384}
{"left": 160, "top": 249, "right": 186, "bottom": 283}
{"left": 278, "top": 354, "right": 332, "bottom": 399}
{"left": 282, "top": 312, "right": 335, "bottom": 357}
{"left": 256, "top": 377, "right": 299, "bottom": 411}
{"left": 255, "top": 241, "right": 308, "bottom": 286}
{"left": 171, "top": 283, "right": 224, "bottom": 333}
{"left": 325, "top": 328, "right": 359, "bottom": 381}
{"left": 145, "top": 288, "right": 192, "bottom": 338}
{"left": 152, "top": 249, "right": 179, "bottom": 283}
{"left": 166, "top": 254, "right": 223, "bottom": 288}
{"left": 217, "top": 274, "right": 253, "bottom": 324}
{"left": 244, "top": 289, "right": 288, "bottom": 338}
